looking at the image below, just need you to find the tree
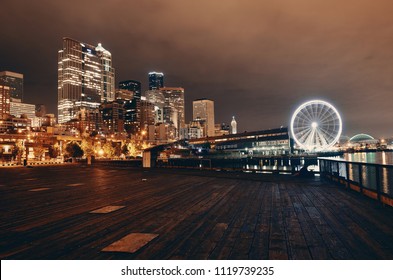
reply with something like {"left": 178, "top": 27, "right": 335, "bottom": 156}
{"left": 80, "top": 138, "right": 95, "bottom": 157}
{"left": 121, "top": 144, "right": 129, "bottom": 156}
{"left": 48, "top": 143, "right": 60, "bottom": 159}
{"left": 32, "top": 137, "right": 46, "bottom": 161}
{"left": 102, "top": 142, "right": 115, "bottom": 158}
{"left": 12, "top": 140, "right": 24, "bottom": 163}
{"left": 113, "top": 142, "right": 122, "bottom": 157}
{"left": 127, "top": 140, "right": 139, "bottom": 158}
{"left": 125, "top": 140, "right": 151, "bottom": 158}
{"left": 65, "top": 142, "right": 84, "bottom": 158}
{"left": 141, "top": 141, "right": 150, "bottom": 150}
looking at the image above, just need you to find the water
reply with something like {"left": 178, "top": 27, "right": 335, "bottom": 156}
{"left": 329, "top": 151, "right": 393, "bottom": 197}
{"left": 343, "top": 151, "right": 393, "bottom": 165}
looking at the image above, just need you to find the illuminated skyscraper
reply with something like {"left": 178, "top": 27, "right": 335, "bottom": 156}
{"left": 148, "top": 72, "right": 164, "bottom": 90}
{"left": 0, "top": 85, "right": 10, "bottom": 119}
{"left": 119, "top": 80, "right": 141, "bottom": 99}
{"left": 0, "top": 71, "right": 23, "bottom": 101}
{"left": 57, "top": 37, "right": 115, "bottom": 124}
{"left": 145, "top": 90, "right": 165, "bottom": 124}
{"left": 140, "top": 97, "right": 155, "bottom": 132}
{"left": 160, "top": 87, "right": 185, "bottom": 138}
{"left": 119, "top": 80, "right": 141, "bottom": 133}
{"left": 193, "top": 98, "right": 215, "bottom": 137}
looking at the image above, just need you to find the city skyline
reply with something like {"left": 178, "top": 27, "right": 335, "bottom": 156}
{"left": 1, "top": 0, "right": 393, "bottom": 138}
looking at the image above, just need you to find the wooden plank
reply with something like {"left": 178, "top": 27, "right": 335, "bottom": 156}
{"left": 102, "top": 233, "right": 159, "bottom": 253}
{"left": 0, "top": 165, "right": 392, "bottom": 260}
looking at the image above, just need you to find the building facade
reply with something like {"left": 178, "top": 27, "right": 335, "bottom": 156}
{"left": 193, "top": 98, "right": 215, "bottom": 137}
{"left": 10, "top": 99, "right": 36, "bottom": 120}
{"left": 189, "top": 127, "right": 291, "bottom": 157}
{"left": 160, "top": 87, "right": 185, "bottom": 139}
{"left": 0, "top": 85, "right": 10, "bottom": 119}
{"left": 119, "top": 80, "right": 141, "bottom": 134}
{"left": 119, "top": 80, "right": 141, "bottom": 97}
{"left": 35, "top": 104, "right": 47, "bottom": 117}
{"left": 148, "top": 72, "right": 164, "bottom": 90}
{"left": 57, "top": 38, "right": 115, "bottom": 124}
{"left": 0, "top": 71, "right": 23, "bottom": 101}
{"left": 100, "top": 101, "right": 125, "bottom": 134}
{"left": 215, "top": 123, "right": 230, "bottom": 136}
{"left": 145, "top": 90, "right": 165, "bottom": 124}
{"left": 139, "top": 98, "right": 155, "bottom": 133}
{"left": 180, "top": 121, "right": 204, "bottom": 140}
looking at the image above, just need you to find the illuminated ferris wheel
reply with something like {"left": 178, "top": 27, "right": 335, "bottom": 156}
{"left": 290, "top": 100, "right": 342, "bottom": 151}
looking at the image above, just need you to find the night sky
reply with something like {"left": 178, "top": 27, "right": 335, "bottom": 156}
{"left": 1, "top": 0, "right": 393, "bottom": 138}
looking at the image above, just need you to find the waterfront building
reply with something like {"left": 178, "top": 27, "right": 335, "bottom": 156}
{"left": 193, "top": 98, "right": 215, "bottom": 137}
{"left": 0, "top": 85, "right": 10, "bottom": 119}
{"left": 148, "top": 71, "right": 164, "bottom": 90}
{"left": 57, "top": 37, "right": 115, "bottom": 124}
{"left": 0, "top": 71, "right": 23, "bottom": 101}
{"left": 189, "top": 127, "right": 291, "bottom": 157}
{"left": 231, "top": 116, "right": 237, "bottom": 134}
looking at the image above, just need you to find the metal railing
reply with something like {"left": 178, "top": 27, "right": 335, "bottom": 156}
{"left": 319, "top": 157, "right": 393, "bottom": 207}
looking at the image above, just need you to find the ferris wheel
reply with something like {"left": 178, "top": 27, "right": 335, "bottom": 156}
{"left": 290, "top": 100, "right": 342, "bottom": 151}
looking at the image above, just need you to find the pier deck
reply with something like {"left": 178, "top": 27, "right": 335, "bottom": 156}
{"left": 1, "top": 165, "right": 392, "bottom": 260}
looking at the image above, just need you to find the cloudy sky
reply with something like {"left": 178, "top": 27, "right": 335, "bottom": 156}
{"left": 1, "top": 0, "right": 393, "bottom": 138}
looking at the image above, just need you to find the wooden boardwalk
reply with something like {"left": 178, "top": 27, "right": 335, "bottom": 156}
{"left": 0, "top": 165, "right": 392, "bottom": 260}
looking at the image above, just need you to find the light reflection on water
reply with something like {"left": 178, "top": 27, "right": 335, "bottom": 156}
{"left": 343, "top": 151, "right": 393, "bottom": 165}
{"left": 242, "top": 152, "right": 393, "bottom": 196}
{"left": 342, "top": 151, "right": 393, "bottom": 196}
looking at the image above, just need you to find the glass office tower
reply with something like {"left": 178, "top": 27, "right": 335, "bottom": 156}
{"left": 58, "top": 37, "right": 115, "bottom": 124}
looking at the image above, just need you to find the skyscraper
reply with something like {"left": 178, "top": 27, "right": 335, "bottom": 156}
{"left": 57, "top": 37, "right": 115, "bottom": 124}
{"left": 119, "top": 80, "right": 141, "bottom": 98}
{"left": 145, "top": 90, "right": 165, "bottom": 124}
{"left": 118, "top": 80, "right": 141, "bottom": 134}
{"left": 193, "top": 98, "right": 215, "bottom": 137}
{"left": 148, "top": 72, "right": 164, "bottom": 90}
{"left": 0, "top": 71, "right": 23, "bottom": 101}
{"left": 100, "top": 101, "right": 124, "bottom": 134}
{"left": 0, "top": 85, "right": 10, "bottom": 119}
{"left": 160, "top": 87, "right": 185, "bottom": 138}
{"left": 139, "top": 97, "right": 155, "bottom": 132}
